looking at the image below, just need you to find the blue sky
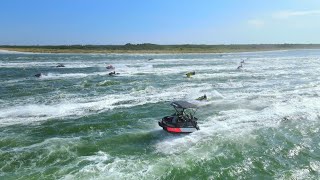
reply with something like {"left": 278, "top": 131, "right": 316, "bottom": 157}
{"left": 1, "top": 0, "right": 320, "bottom": 45}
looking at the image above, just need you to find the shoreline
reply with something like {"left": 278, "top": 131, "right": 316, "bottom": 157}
{"left": 0, "top": 49, "right": 33, "bottom": 54}
{"left": 0, "top": 48, "right": 294, "bottom": 55}
{"left": 1, "top": 46, "right": 320, "bottom": 55}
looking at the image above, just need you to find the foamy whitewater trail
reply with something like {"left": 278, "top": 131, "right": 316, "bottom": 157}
{"left": 1, "top": 50, "right": 320, "bottom": 179}
{"left": 0, "top": 82, "right": 212, "bottom": 126}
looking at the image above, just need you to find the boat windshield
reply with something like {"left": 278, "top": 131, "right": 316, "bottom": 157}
{"left": 173, "top": 107, "right": 196, "bottom": 117}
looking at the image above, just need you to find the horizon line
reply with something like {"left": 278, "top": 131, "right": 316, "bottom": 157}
{"left": 1, "top": 43, "right": 320, "bottom": 46}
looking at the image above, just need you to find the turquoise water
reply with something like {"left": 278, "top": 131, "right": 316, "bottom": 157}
{"left": 0, "top": 50, "right": 320, "bottom": 179}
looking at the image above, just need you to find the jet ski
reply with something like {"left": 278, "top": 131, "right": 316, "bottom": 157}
{"left": 237, "top": 64, "right": 243, "bottom": 70}
{"left": 109, "top": 71, "right": 120, "bottom": 76}
{"left": 106, "top": 65, "right": 115, "bottom": 70}
{"left": 56, "top": 63, "right": 65, "bottom": 67}
{"left": 35, "top": 73, "right": 42, "bottom": 77}
{"left": 196, "top": 94, "right": 207, "bottom": 101}
{"left": 186, "top": 71, "right": 195, "bottom": 78}
{"left": 159, "top": 101, "right": 200, "bottom": 133}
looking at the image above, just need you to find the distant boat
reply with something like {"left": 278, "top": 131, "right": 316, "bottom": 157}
{"left": 106, "top": 65, "right": 115, "bottom": 70}
{"left": 56, "top": 63, "right": 65, "bottom": 67}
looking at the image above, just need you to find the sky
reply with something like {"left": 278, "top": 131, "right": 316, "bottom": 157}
{"left": 1, "top": 0, "right": 320, "bottom": 45}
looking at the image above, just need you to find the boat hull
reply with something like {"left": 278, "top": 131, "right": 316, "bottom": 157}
{"left": 158, "top": 117, "right": 199, "bottom": 133}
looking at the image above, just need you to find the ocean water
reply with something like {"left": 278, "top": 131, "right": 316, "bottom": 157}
{"left": 0, "top": 50, "right": 320, "bottom": 179}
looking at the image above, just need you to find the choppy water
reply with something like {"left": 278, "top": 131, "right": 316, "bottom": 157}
{"left": 1, "top": 50, "right": 320, "bottom": 179}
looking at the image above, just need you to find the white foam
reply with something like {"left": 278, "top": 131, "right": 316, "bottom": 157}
{"left": 154, "top": 95, "right": 320, "bottom": 155}
{"left": 2, "top": 50, "right": 320, "bottom": 179}
{"left": 0, "top": 83, "right": 213, "bottom": 126}
{"left": 62, "top": 149, "right": 205, "bottom": 180}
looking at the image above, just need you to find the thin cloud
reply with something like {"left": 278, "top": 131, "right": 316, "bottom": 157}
{"left": 273, "top": 10, "right": 320, "bottom": 19}
{"left": 247, "top": 19, "right": 265, "bottom": 28}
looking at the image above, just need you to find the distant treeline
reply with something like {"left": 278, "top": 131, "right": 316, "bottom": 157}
{"left": 1, "top": 43, "right": 320, "bottom": 53}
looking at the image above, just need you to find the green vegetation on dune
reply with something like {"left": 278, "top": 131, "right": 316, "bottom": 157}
{"left": 1, "top": 43, "right": 320, "bottom": 54}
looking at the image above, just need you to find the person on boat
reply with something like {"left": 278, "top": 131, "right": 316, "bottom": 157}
{"left": 196, "top": 94, "right": 207, "bottom": 101}
{"left": 186, "top": 71, "right": 195, "bottom": 78}
{"left": 109, "top": 71, "right": 119, "bottom": 76}
{"left": 109, "top": 71, "right": 116, "bottom": 76}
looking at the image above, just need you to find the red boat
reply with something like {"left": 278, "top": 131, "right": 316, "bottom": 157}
{"left": 159, "top": 101, "right": 200, "bottom": 133}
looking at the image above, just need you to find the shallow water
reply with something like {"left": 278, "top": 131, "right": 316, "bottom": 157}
{"left": 0, "top": 50, "right": 320, "bottom": 179}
